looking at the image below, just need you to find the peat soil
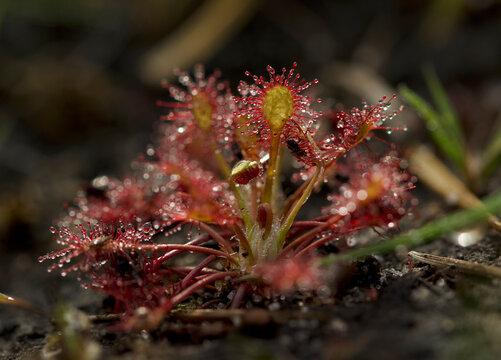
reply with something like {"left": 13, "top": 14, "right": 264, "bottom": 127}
{"left": 2, "top": 229, "right": 501, "bottom": 360}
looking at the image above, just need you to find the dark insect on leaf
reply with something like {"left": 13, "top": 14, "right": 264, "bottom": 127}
{"left": 286, "top": 139, "right": 307, "bottom": 158}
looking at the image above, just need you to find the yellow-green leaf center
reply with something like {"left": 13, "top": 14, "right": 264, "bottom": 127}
{"left": 263, "top": 86, "right": 294, "bottom": 134}
{"left": 191, "top": 93, "right": 212, "bottom": 132}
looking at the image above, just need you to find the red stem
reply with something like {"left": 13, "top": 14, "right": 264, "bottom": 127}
{"left": 181, "top": 255, "right": 216, "bottom": 288}
{"left": 279, "top": 214, "right": 343, "bottom": 257}
{"left": 153, "top": 234, "right": 212, "bottom": 269}
{"left": 233, "top": 224, "right": 254, "bottom": 266}
{"left": 294, "top": 232, "right": 338, "bottom": 258}
{"left": 131, "top": 244, "right": 238, "bottom": 264}
{"left": 292, "top": 221, "right": 329, "bottom": 228}
{"left": 230, "top": 282, "right": 248, "bottom": 309}
{"left": 166, "top": 271, "right": 239, "bottom": 310}
{"left": 169, "top": 266, "right": 219, "bottom": 274}
{"left": 198, "top": 222, "right": 234, "bottom": 253}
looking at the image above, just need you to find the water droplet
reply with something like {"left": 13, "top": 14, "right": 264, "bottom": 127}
{"left": 338, "top": 207, "right": 348, "bottom": 216}
{"left": 357, "top": 190, "right": 368, "bottom": 201}
{"left": 92, "top": 175, "right": 110, "bottom": 188}
{"left": 347, "top": 237, "right": 357, "bottom": 247}
{"left": 140, "top": 222, "right": 152, "bottom": 234}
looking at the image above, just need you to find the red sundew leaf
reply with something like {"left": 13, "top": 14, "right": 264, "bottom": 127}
{"left": 319, "top": 96, "right": 403, "bottom": 163}
{"left": 323, "top": 153, "right": 416, "bottom": 233}
{"left": 234, "top": 62, "right": 321, "bottom": 164}
{"left": 156, "top": 147, "right": 239, "bottom": 226}
{"left": 39, "top": 220, "right": 162, "bottom": 311}
{"left": 39, "top": 220, "right": 191, "bottom": 314}
{"left": 157, "top": 64, "right": 236, "bottom": 153}
{"left": 83, "top": 252, "right": 176, "bottom": 313}
{"left": 60, "top": 172, "right": 179, "bottom": 230}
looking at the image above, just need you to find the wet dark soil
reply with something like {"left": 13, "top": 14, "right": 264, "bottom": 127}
{"left": 2, "top": 231, "right": 501, "bottom": 360}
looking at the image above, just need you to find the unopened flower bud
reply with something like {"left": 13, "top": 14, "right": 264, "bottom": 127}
{"left": 257, "top": 203, "right": 273, "bottom": 231}
{"left": 230, "top": 160, "right": 260, "bottom": 185}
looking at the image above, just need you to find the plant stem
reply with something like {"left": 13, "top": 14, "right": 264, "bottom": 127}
{"left": 212, "top": 146, "right": 231, "bottom": 178}
{"left": 166, "top": 271, "right": 239, "bottom": 310}
{"left": 292, "top": 221, "right": 328, "bottom": 229}
{"left": 230, "top": 282, "right": 249, "bottom": 309}
{"left": 295, "top": 232, "right": 338, "bottom": 257}
{"left": 280, "top": 214, "right": 342, "bottom": 257}
{"left": 272, "top": 145, "right": 285, "bottom": 209}
{"left": 135, "top": 244, "right": 238, "bottom": 264}
{"left": 280, "top": 173, "right": 311, "bottom": 218}
{"left": 153, "top": 234, "right": 212, "bottom": 269}
{"left": 229, "top": 180, "right": 252, "bottom": 231}
{"left": 198, "top": 222, "right": 234, "bottom": 253}
{"left": 181, "top": 255, "right": 217, "bottom": 287}
{"left": 250, "top": 181, "right": 258, "bottom": 221}
{"left": 212, "top": 142, "right": 253, "bottom": 230}
{"left": 233, "top": 223, "right": 254, "bottom": 266}
{"left": 320, "top": 190, "right": 501, "bottom": 266}
{"left": 275, "top": 163, "right": 324, "bottom": 251}
{"left": 168, "top": 266, "right": 218, "bottom": 275}
{"left": 262, "top": 135, "right": 281, "bottom": 205}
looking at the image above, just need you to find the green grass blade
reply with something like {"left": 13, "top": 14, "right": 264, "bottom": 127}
{"left": 321, "top": 190, "right": 501, "bottom": 265}
{"left": 423, "top": 66, "right": 465, "bottom": 148}
{"left": 400, "top": 85, "right": 465, "bottom": 171}
{"left": 480, "top": 122, "right": 501, "bottom": 179}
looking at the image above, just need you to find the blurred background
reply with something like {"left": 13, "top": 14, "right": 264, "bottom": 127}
{"left": 0, "top": 0, "right": 500, "bottom": 255}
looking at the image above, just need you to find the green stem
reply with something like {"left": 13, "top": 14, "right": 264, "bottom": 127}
{"left": 230, "top": 180, "right": 252, "bottom": 231}
{"left": 275, "top": 163, "right": 324, "bottom": 251}
{"left": 213, "top": 147, "right": 231, "bottom": 178}
{"left": 272, "top": 145, "right": 285, "bottom": 210}
{"left": 212, "top": 141, "right": 252, "bottom": 231}
{"left": 250, "top": 181, "right": 258, "bottom": 222}
{"left": 320, "top": 190, "right": 501, "bottom": 266}
{"left": 262, "top": 135, "right": 281, "bottom": 205}
{"left": 280, "top": 175, "right": 311, "bottom": 218}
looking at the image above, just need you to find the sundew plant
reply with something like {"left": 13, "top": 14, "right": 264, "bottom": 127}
{"left": 40, "top": 63, "right": 416, "bottom": 330}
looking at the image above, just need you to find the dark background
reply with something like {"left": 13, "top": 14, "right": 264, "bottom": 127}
{"left": 1, "top": 1, "right": 501, "bottom": 359}
{"left": 0, "top": 0, "right": 500, "bottom": 260}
